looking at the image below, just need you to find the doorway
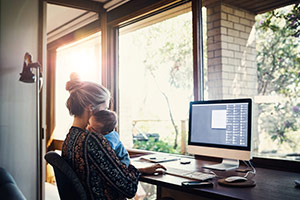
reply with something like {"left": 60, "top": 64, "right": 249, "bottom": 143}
{"left": 45, "top": 3, "right": 101, "bottom": 199}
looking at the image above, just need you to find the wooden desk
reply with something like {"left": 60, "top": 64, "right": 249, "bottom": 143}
{"left": 132, "top": 156, "right": 300, "bottom": 200}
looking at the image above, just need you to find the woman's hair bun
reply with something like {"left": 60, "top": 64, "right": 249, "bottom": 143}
{"left": 66, "top": 72, "right": 82, "bottom": 92}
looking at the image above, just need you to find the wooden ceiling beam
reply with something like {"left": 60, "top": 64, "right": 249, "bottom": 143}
{"left": 45, "top": 0, "right": 105, "bottom": 13}
{"left": 106, "top": 0, "right": 183, "bottom": 26}
{"left": 254, "top": 0, "right": 300, "bottom": 14}
{"left": 222, "top": 0, "right": 300, "bottom": 14}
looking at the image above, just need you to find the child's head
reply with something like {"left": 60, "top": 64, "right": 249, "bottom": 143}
{"left": 87, "top": 110, "right": 117, "bottom": 135}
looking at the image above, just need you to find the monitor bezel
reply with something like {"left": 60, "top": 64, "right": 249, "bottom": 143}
{"left": 188, "top": 98, "right": 252, "bottom": 151}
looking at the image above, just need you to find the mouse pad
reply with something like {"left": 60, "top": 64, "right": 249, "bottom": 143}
{"left": 218, "top": 178, "right": 256, "bottom": 187}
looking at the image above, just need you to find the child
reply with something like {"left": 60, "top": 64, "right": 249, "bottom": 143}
{"left": 87, "top": 110, "right": 130, "bottom": 167}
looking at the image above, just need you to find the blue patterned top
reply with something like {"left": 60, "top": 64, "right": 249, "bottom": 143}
{"left": 62, "top": 127, "right": 140, "bottom": 200}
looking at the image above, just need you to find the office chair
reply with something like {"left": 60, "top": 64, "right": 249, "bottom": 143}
{"left": 44, "top": 151, "right": 87, "bottom": 200}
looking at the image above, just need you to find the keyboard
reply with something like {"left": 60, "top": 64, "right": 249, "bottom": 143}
{"left": 165, "top": 167, "right": 216, "bottom": 181}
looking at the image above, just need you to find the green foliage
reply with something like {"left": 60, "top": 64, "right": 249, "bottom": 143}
{"left": 256, "top": 4, "right": 300, "bottom": 151}
{"left": 133, "top": 138, "right": 181, "bottom": 154}
{"left": 132, "top": 12, "right": 193, "bottom": 150}
{"left": 285, "top": 4, "right": 300, "bottom": 37}
{"left": 256, "top": 4, "right": 300, "bottom": 96}
{"left": 259, "top": 102, "right": 300, "bottom": 145}
{"left": 258, "top": 4, "right": 300, "bottom": 37}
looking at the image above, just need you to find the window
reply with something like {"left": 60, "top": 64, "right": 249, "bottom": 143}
{"left": 255, "top": 4, "right": 300, "bottom": 160}
{"left": 53, "top": 32, "right": 102, "bottom": 140}
{"left": 118, "top": 3, "right": 193, "bottom": 154}
{"left": 203, "top": 3, "right": 300, "bottom": 160}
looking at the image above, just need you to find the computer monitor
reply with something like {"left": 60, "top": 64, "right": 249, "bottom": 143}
{"left": 187, "top": 98, "right": 252, "bottom": 171}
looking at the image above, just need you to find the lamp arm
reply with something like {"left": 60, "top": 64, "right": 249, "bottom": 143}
{"left": 28, "top": 62, "right": 41, "bottom": 69}
{"left": 22, "top": 52, "right": 42, "bottom": 199}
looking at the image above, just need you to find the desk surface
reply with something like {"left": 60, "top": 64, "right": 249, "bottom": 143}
{"left": 132, "top": 156, "right": 300, "bottom": 200}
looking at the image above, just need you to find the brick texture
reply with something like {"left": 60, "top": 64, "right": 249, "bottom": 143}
{"left": 206, "top": 2, "right": 257, "bottom": 98}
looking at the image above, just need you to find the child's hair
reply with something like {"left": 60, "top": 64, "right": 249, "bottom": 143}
{"left": 93, "top": 110, "right": 117, "bottom": 134}
{"left": 65, "top": 73, "right": 110, "bottom": 116}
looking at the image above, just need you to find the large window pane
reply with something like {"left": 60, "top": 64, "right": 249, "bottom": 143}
{"left": 119, "top": 4, "right": 193, "bottom": 154}
{"left": 255, "top": 4, "right": 300, "bottom": 160}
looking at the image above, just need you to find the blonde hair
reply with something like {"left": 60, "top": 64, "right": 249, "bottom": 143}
{"left": 66, "top": 75, "right": 110, "bottom": 117}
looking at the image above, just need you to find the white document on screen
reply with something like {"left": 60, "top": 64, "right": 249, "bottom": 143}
{"left": 211, "top": 110, "right": 227, "bottom": 129}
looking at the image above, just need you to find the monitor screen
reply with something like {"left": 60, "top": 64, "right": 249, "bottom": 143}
{"left": 188, "top": 99, "right": 252, "bottom": 162}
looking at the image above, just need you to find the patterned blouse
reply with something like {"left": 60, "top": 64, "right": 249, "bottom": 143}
{"left": 62, "top": 126, "right": 140, "bottom": 200}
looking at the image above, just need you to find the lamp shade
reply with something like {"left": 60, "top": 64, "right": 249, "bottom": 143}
{"left": 19, "top": 61, "right": 35, "bottom": 83}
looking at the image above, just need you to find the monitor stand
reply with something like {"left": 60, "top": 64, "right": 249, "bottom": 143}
{"left": 203, "top": 159, "right": 239, "bottom": 171}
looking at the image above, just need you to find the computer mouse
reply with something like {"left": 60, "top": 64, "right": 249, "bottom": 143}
{"left": 180, "top": 158, "right": 191, "bottom": 164}
{"left": 153, "top": 170, "right": 166, "bottom": 176}
{"left": 225, "top": 176, "right": 247, "bottom": 183}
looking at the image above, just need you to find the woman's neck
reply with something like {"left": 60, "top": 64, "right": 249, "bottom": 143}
{"left": 72, "top": 117, "right": 87, "bottom": 130}
{"left": 72, "top": 110, "right": 89, "bottom": 130}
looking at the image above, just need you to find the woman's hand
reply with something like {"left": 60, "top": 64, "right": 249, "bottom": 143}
{"left": 138, "top": 163, "right": 167, "bottom": 175}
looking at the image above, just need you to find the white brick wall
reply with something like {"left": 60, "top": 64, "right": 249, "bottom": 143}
{"left": 221, "top": 4, "right": 233, "bottom": 14}
{"left": 228, "top": 14, "right": 239, "bottom": 23}
{"left": 206, "top": 2, "right": 257, "bottom": 99}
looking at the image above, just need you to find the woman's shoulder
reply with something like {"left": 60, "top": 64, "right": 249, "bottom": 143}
{"left": 64, "top": 126, "right": 90, "bottom": 145}
{"left": 62, "top": 127, "right": 89, "bottom": 157}
{"left": 64, "top": 128, "right": 109, "bottom": 154}
{"left": 87, "top": 131, "right": 124, "bottom": 158}
{"left": 86, "top": 130, "right": 111, "bottom": 148}
{"left": 68, "top": 127, "right": 108, "bottom": 145}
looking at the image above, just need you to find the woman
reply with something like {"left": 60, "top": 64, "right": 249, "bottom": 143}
{"left": 62, "top": 77, "right": 165, "bottom": 200}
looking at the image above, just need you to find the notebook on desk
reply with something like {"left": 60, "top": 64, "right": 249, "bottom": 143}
{"left": 140, "top": 154, "right": 180, "bottom": 163}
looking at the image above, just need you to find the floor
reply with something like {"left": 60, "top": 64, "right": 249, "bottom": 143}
{"left": 45, "top": 182, "right": 60, "bottom": 200}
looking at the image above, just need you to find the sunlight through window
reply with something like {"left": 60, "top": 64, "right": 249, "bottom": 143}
{"left": 53, "top": 32, "right": 101, "bottom": 140}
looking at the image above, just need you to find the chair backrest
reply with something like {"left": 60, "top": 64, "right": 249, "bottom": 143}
{"left": 44, "top": 151, "right": 87, "bottom": 200}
